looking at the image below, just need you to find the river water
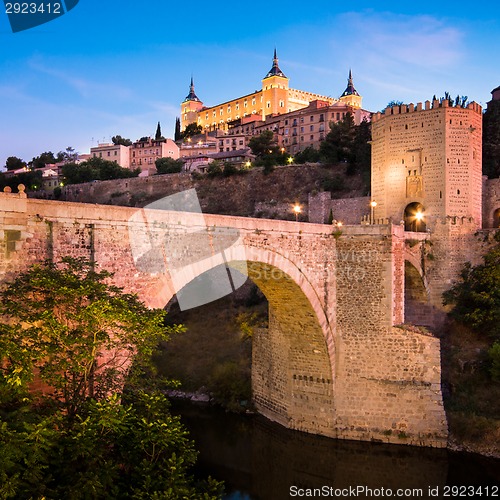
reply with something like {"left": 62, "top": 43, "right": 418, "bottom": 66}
{"left": 171, "top": 400, "right": 500, "bottom": 500}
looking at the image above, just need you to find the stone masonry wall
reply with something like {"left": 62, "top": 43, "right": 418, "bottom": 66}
{"left": 308, "top": 192, "right": 370, "bottom": 225}
{"left": 0, "top": 192, "right": 448, "bottom": 447}
{"left": 333, "top": 224, "right": 447, "bottom": 446}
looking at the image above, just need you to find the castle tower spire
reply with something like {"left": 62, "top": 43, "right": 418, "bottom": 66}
{"left": 264, "top": 48, "right": 287, "bottom": 78}
{"left": 184, "top": 76, "right": 200, "bottom": 102}
{"left": 339, "top": 69, "right": 362, "bottom": 108}
{"left": 341, "top": 69, "right": 360, "bottom": 98}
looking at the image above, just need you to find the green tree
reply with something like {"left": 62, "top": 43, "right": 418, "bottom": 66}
{"left": 30, "top": 151, "right": 58, "bottom": 169}
{"left": 248, "top": 130, "right": 276, "bottom": 158}
{"left": 181, "top": 123, "right": 203, "bottom": 139}
{"left": 0, "top": 170, "right": 42, "bottom": 192}
{"left": 155, "top": 121, "right": 164, "bottom": 141}
{"left": 320, "top": 113, "right": 356, "bottom": 164}
{"left": 62, "top": 157, "right": 139, "bottom": 185}
{"left": 62, "top": 161, "right": 99, "bottom": 184}
{"left": 174, "top": 117, "right": 182, "bottom": 141}
{"left": 93, "top": 157, "right": 138, "bottom": 181}
{"left": 483, "top": 99, "right": 500, "bottom": 179}
{"left": 443, "top": 233, "right": 500, "bottom": 340}
{"left": 0, "top": 392, "right": 222, "bottom": 498}
{"left": 111, "top": 135, "right": 132, "bottom": 146}
{"left": 294, "top": 146, "right": 321, "bottom": 164}
{"left": 62, "top": 146, "right": 78, "bottom": 163}
{"left": 350, "top": 117, "right": 372, "bottom": 177}
{"left": 0, "top": 257, "right": 178, "bottom": 415}
{"left": 383, "top": 100, "right": 404, "bottom": 111}
{"left": 5, "top": 156, "right": 26, "bottom": 171}
{"left": 206, "top": 160, "right": 223, "bottom": 177}
{"left": 0, "top": 259, "right": 222, "bottom": 498}
{"left": 155, "top": 157, "right": 184, "bottom": 175}
{"left": 222, "top": 161, "right": 238, "bottom": 177}
{"left": 248, "top": 130, "right": 286, "bottom": 171}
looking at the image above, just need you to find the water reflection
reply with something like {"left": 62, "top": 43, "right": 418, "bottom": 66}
{"left": 172, "top": 401, "right": 500, "bottom": 500}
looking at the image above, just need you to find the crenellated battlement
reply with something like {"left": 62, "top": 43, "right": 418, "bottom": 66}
{"left": 372, "top": 100, "right": 482, "bottom": 122}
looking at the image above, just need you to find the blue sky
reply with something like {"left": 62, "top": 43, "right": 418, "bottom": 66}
{"left": 1, "top": 0, "right": 499, "bottom": 169}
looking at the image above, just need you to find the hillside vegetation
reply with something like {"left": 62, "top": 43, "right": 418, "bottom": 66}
{"left": 61, "top": 163, "right": 368, "bottom": 220}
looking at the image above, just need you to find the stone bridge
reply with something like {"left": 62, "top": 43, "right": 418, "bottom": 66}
{"left": 0, "top": 189, "right": 447, "bottom": 447}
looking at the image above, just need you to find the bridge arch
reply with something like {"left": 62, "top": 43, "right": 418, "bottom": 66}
{"left": 141, "top": 243, "right": 337, "bottom": 436}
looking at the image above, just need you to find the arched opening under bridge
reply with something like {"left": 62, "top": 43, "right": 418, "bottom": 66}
{"left": 155, "top": 259, "right": 336, "bottom": 437}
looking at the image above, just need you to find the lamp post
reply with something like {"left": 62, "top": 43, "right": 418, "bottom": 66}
{"left": 370, "top": 201, "right": 377, "bottom": 224}
{"left": 293, "top": 204, "right": 301, "bottom": 222}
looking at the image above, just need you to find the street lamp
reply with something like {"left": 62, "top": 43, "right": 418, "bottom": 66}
{"left": 293, "top": 204, "right": 302, "bottom": 222}
{"left": 287, "top": 156, "right": 294, "bottom": 164}
{"left": 414, "top": 210, "right": 424, "bottom": 231}
{"left": 370, "top": 201, "right": 377, "bottom": 224}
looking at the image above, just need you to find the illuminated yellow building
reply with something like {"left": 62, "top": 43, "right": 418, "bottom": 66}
{"left": 180, "top": 50, "right": 362, "bottom": 132}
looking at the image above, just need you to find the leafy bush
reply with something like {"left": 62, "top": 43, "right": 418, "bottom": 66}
{"left": 207, "top": 161, "right": 223, "bottom": 177}
{"left": 222, "top": 162, "right": 238, "bottom": 177}
{"left": 319, "top": 174, "right": 345, "bottom": 192}
{"left": 0, "top": 393, "right": 222, "bottom": 498}
{"left": 208, "top": 361, "right": 251, "bottom": 412}
{"left": 294, "top": 146, "right": 320, "bottom": 164}
{"left": 488, "top": 342, "right": 500, "bottom": 382}
{"left": 0, "top": 259, "right": 221, "bottom": 498}
{"left": 155, "top": 157, "right": 184, "bottom": 174}
{"left": 443, "top": 235, "right": 500, "bottom": 340}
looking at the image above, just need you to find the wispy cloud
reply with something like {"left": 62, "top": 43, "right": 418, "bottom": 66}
{"left": 27, "top": 58, "right": 133, "bottom": 100}
{"left": 145, "top": 100, "right": 180, "bottom": 117}
{"left": 332, "top": 11, "right": 465, "bottom": 69}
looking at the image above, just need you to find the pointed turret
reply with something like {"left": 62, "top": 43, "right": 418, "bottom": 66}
{"left": 184, "top": 77, "right": 201, "bottom": 102}
{"left": 264, "top": 48, "right": 287, "bottom": 79}
{"left": 341, "top": 69, "right": 360, "bottom": 98}
{"left": 339, "top": 69, "right": 362, "bottom": 108}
